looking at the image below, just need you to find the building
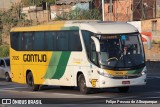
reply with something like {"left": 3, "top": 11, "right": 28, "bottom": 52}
{"left": 104, "top": 0, "right": 160, "bottom": 40}
{"left": 103, "top": 0, "right": 159, "bottom": 21}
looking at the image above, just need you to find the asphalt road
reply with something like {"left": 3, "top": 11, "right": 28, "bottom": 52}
{"left": 0, "top": 62, "right": 160, "bottom": 107}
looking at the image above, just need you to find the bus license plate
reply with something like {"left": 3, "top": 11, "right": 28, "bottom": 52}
{"left": 122, "top": 81, "right": 130, "bottom": 84}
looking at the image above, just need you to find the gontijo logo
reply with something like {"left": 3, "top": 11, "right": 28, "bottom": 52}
{"left": 23, "top": 54, "right": 47, "bottom": 62}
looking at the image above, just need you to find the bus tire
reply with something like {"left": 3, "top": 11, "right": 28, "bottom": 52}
{"left": 27, "top": 72, "right": 39, "bottom": 91}
{"left": 5, "top": 72, "right": 11, "bottom": 82}
{"left": 78, "top": 74, "right": 90, "bottom": 94}
{"left": 118, "top": 87, "right": 129, "bottom": 93}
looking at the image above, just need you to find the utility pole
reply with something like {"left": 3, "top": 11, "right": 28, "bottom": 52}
{"left": 141, "top": 0, "right": 144, "bottom": 20}
{"left": 153, "top": 0, "right": 156, "bottom": 18}
{"left": 102, "top": 0, "right": 105, "bottom": 21}
{"left": 109, "top": 0, "right": 112, "bottom": 21}
{"left": 131, "top": 0, "right": 133, "bottom": 21}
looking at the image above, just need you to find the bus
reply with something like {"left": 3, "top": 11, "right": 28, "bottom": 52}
{"left": 10, "top": 21, "right": 150, "bottom": 94}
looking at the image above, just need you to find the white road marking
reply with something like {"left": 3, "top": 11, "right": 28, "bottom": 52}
{"left": 145, "top": 97, "right": 160, "bottom": 99}
{"left": 147, "top": 76, "right": 160, "bottom": 79}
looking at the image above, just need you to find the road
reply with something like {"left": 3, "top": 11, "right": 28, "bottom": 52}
{"left": 0, "top": 62, "right": 160, "bottom": 106}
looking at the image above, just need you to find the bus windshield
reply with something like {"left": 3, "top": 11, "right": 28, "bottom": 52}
{"left": 98, "top": 33, "right": 145, "bottom": 69}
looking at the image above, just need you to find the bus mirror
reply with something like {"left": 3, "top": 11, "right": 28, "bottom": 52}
{"left": 141, "top": 34, "right": 152, "bottom": 50}
{"left": 91, "top": 36, "right": 100, "bottom": 52}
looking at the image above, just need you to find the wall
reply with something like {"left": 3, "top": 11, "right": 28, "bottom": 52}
{"left": 142, "top": 18, "right": 160, "bottom": 41}
{"left": 104, "top": 0, "right": 132, "bottom": 21}
{"left": 27, "top": 10, "right": 49, "bottom": 23}
{"left": 22, "top": 7, "right": 50, "bottom": 24}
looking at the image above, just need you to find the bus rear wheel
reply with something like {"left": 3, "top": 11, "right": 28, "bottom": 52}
{"left": 118, "top": 87, "right": 129, "bottom": 93}
{"left": 27, "top": 72, "right": 39, "bottom": 91}
{"left": 78, "top": 74, "right": 90, "bottom": 94}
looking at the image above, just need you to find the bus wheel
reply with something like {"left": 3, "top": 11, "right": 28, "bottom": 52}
{"left": 5, "top": 72, "right": 11, "bottom": 82}
{"left": 78, "top": 74, "right": 90, "bottom": 94}
{"left": 118, "top": 87, "right": 129, "bottom": 93}
{"left": 27, "top": 72, "right": 39, "bottom": 91}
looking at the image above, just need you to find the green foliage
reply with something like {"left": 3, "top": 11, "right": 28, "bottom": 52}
{"left": 45, "top": 0, "right": 56, "bottom": 4}
{"left": 0, "top": 45, "right": 9, "bottom": 58}
{"left": 56, "top": 8, "right": 102, "bottom": 20}
{"left": 21, "top": 0, "right": 41, "bottom": 6}
{"left": 0, "top": 3, "right": 32, "bottom": 36}
{"left": 0, "top": 31, "right": 2, "bottom": 45}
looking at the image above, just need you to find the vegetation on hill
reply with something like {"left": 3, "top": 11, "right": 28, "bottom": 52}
{"left": 0, "top": 0, "right": 101, "bottom": 57}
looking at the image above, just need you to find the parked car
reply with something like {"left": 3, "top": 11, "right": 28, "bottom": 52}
{"left": 0, "top": 58, "right": 11, "bottom": 82}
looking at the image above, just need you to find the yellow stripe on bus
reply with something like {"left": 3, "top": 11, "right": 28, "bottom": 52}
{"left": 11, "top": 21, "right": 66, "bottom": 32}
{"left": 104, "top": 70, "right": 128, "bottom": 76}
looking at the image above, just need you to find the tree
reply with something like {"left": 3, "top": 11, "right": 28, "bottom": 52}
{"left": 0, "top": 3, "right": 32, "bottom": 36}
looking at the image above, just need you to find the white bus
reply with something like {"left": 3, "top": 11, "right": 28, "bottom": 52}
{"left": 10, "top": 21, "right": 149, "bottom": 94}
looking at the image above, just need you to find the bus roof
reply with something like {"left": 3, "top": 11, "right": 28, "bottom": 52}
{"left": 11, "top": 21, "right": 138, "bottom": 34}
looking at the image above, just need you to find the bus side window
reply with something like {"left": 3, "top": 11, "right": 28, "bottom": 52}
{"left": 23, "top": 32, "right": 33, "bottom": 51}
{"left": 90, "top": 39, "right": 98, "bottom": 65}
{"left": 45, "top": 32, "right": 57, "bottom": 51}
{"left": 82, "top": 31, "right": 91, "bottom": 57}
{"left": 10, "top": 32, "right": 22, "bottom": 51}
{"left": 57, "top": 31, "right": 69, "bottom": 51}
{"left": 69, "top": 31, "right": 82, "bottom": 51}
{"left": 33, "top": 32, "right": 44, "bottom": 51}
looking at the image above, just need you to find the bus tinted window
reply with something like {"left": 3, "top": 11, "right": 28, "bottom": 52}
{"left": 11, "top": 30, "right": 82, "bottom": 51}
{"left": 82, "top": 30, "right": 92, "bottom": 53}
{"left": 45, "top": 32, "right": 57, "bottom": 51}
{"left": 69, "top": 31, "right": 82, "bottom": 51}
{"left": 10, "top": 32, "right": 22, "bottom": 51}
{"left": 33, "top": 32, "right": 44, "bottom": 51}
{"left": 57, "top": 31, "right": 69, "bottom": 51}
{"left": 23, "top": 32, "right": 33, "bottom": 51}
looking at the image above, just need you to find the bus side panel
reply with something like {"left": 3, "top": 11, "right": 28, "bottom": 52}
{"left": 43, "top": 52, "right": 89, "bottom": 86}
{"left": 11, "top": 65, "right": 24, "bottom": 84}
{"left": 43, "top": 51, "right": 72, "bottom": 86}
{"left": 23, "top": 52, "right": 52, "bottom": 85}
{"left": 10, "top": 48, "right": 25, "bottom": 84}
{"left": 10, "top": 49, "right": 52, "bottom": 85}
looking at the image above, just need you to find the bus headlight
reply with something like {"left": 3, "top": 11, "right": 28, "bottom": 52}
{"left": 141, "top": 67, "right": 147, "bottom": 75}
{"left": 141, "top": 69, "right": 147, "bottom": 75}
{"left": 97, "top": 70, "right": 113, "bottom": 78}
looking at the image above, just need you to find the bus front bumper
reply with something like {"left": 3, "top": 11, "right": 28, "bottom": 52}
{"left": 98, "top": 74, "right": 147, "bottom": 88}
